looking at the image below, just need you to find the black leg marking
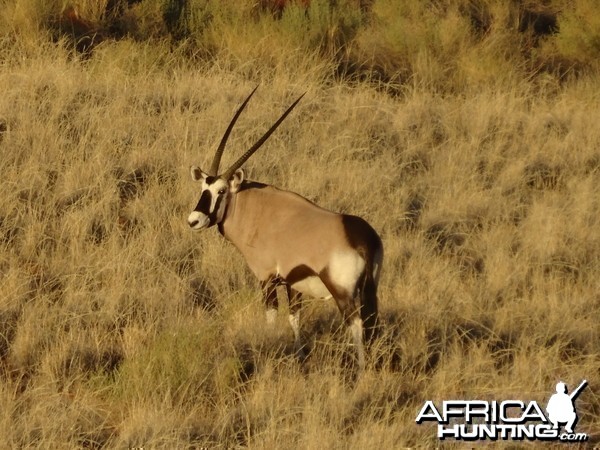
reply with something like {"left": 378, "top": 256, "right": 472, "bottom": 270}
{"left": 261, "top": 276, "right": 280, "bottom": 310}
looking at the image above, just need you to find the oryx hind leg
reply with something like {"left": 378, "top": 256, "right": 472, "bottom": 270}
{"left": 319, "top": 269, "right": 366, "bottom": 371}
{"left": 361, "top": 269, "right": 379, "bottom": 344}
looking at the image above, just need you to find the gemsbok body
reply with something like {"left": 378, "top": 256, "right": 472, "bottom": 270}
{"left": 188, "top": 87, "right": 383, "bottom": 369}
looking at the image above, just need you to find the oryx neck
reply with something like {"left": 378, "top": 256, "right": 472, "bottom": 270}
{"left": 218, "top": 189, "right": 237, "bottom": 237}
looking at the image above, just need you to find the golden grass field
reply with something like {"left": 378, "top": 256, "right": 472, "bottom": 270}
{"left": 0, "top": 0, "right": 599, "bottom": 448}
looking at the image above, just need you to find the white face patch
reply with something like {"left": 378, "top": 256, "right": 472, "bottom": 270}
{"left": 187, "top": 211, "right": 210, "bottom": 230}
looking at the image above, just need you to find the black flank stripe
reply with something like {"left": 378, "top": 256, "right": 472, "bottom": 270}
{"left": 285, "top": 265, "right": 316, "bottom": 285}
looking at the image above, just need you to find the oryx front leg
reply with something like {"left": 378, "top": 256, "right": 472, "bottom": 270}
{"left": 286, "top": 286, "right": 305, "bottom": 358}
{"left": 261, "top": 277, "right": 279, "bottom": 325}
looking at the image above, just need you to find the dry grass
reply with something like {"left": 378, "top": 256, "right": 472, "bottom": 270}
{"left": 1, "top": 1, "right": 599, "bottom": 448}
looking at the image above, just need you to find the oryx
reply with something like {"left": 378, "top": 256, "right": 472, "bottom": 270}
{"left": 188, "top": 87, "right": 383, "bottom": 369}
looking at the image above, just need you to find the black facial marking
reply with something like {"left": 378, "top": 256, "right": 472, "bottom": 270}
{"left": 193, "top": 187, "right": 224, "bottom": 227}
{"left": 194, "top": 190, "right": 212, "bottom": 214}
{"left": 205, "top": 175, "right": 217, "bottom": 185}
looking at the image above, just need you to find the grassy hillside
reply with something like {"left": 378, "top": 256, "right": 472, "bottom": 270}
{"left": 0, "top": 0, "right": 599, "bottom": 448}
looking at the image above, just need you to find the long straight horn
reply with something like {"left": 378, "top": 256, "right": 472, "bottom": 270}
{"left": 209, "top": 85, "right": 259, "bottom": 176}
{"left": 221, "top": 92, "right": 306, "bottom": 180}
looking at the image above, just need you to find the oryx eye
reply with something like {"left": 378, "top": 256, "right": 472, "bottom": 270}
{"left": 218, "top": 188, "right": 227, "bottom": 195}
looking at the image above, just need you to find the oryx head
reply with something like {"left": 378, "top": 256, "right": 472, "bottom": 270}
{"left": 188, "top": 87, "right": 304, "bottom": 230}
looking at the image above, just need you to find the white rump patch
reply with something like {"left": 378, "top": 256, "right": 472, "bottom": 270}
{"left": 329, "top": 250, "right": 366, "bottom": 296}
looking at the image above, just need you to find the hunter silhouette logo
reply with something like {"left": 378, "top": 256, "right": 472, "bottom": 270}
{"left": 416, "top": 379, "right": 589, "bottom": 442}
{"left": 546, "top": 380, "right": 587, "bottom": 434}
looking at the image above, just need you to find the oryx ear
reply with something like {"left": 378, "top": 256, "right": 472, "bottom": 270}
{"left": 229, "top": 168, "right": 245, "bottom": 193}
{"left": 190, "top": 166, "right": 207, "bottom": 182}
